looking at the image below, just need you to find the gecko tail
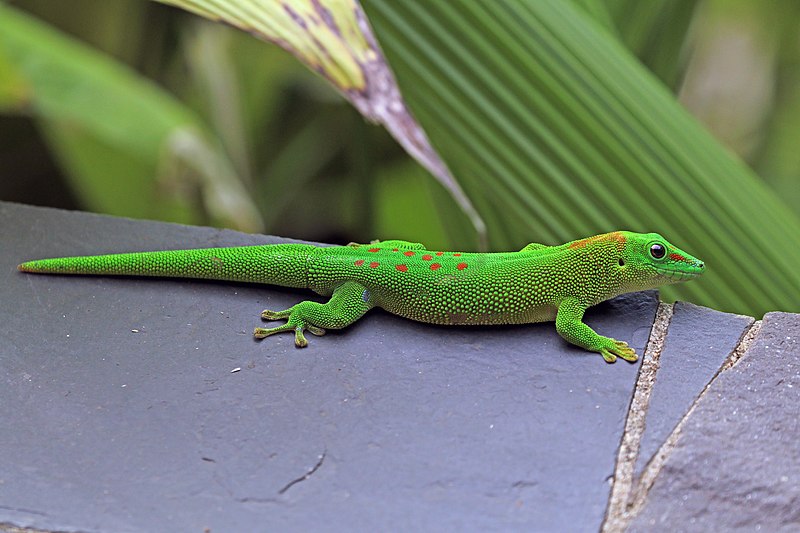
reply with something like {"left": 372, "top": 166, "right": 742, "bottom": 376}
{"left": 17, "top": 244, "right": 317, "bottom": 289}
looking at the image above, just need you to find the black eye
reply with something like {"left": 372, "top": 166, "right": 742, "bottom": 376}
{"left": 618, "top": 258, "right": 625, "bottom": 267}
{"left": 650, "top": 243, "right": 666, "bottom": 259}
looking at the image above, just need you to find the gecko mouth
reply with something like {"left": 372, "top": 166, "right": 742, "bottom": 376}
{"left": 654, "top": 262, "right": 705, "bottom": 281}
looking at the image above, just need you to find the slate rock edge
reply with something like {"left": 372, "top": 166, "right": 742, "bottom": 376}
{"left": 632, "top": 301, "right": 755, "bottom": 478}
{"left": 627, "top": 312, "right": 800, "bottom": 533}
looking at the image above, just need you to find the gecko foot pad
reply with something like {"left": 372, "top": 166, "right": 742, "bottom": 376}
{"left": 254, "top": 304, "right": 328, "bottom": 347}
{"left": 254, "top": 323, "right": 327, "bottom": 348}
{"left": 599, "top": 340, "right": 638, "bottom": 364}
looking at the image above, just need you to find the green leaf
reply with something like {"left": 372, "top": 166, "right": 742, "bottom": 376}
{"left": 373, "top": 161, "right": 451, "bottom": 251}
{"left": 570, "top": 0, "right": 616, "bottom": 33}
{"left": 157, "top": 0, "right": 371, "bottom": 91}
{"left": 605, "top": 0, "right": 698, "bottom": 89}
{"left": 0, "top": 33, "right": 27, "bottom": 111}
{"left": 362, "top": 0, "right": 800, "bottom": 316}
{"left": 0, "top": 3, "right": 261, "bottom": 230}
{"left": 152, "top": 0, "right": 487, "bottom": 243}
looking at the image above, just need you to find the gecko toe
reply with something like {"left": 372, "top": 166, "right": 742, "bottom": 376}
{"left": 261, "top": 309, "right": 291, "bottom": 320}
{"left": 600, "top": 349, "right": 618, "bottom": 363}
{"left": 294, "top": 327, "right": 309, "bottom": 347}
{"left": 613, "top": 341, "right": 638, "bottom": 362}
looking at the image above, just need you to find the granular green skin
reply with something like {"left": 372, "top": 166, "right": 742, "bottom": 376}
{"left": 18, "top": 231, "right": 705, "bottom": 363}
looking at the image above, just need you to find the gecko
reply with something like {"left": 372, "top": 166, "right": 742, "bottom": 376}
{"left": 18, "top": 231, "right": 704, "bottom": 363}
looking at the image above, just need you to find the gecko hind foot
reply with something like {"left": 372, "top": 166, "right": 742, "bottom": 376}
{"left": 256, "top": 285, "right": 372, "bottom": 347}
{"left": 255, "top": 306, "right": 326, "bottom": 347}
{"left": 254, "top": 323, "right": 326, "bottom": 348}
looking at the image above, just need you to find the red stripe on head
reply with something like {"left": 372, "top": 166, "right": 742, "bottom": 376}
{"left": 569, "top": 232, "right": 626, "bottom": 249}
{"left": 669, "top": 253, "right": 686, "bottom": 262}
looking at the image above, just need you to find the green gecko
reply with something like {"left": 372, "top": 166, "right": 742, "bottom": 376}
{"left": 18, "top": 231, "right": 704, "bottom": 363}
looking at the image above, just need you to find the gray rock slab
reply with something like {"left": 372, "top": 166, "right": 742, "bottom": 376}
{"left": 1, "top": 202, "right": 656, "bottom": 532}
{"left": 634, "top": 302, "right": 754, "bottom": 477}
{"left": 629, "top": 312, "right": 800, "bottom": 532}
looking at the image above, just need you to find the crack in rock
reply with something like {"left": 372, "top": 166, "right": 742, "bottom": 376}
{"left": 628, "top": 319, "right": 762, "bottom": 515}
{"left": 0, "top": 505, "right": 48, "bottom": 517}
{"left": 278, "top": 451, "right": 326, "bottom": 495}
{"left": 603, "top": 313, "right": 763, "bottom": 532}
{"left": 602, "top": 302, "right": 672, "bottom": 533}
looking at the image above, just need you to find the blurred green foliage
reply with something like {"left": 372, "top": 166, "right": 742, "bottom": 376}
{"left": 1, "top": 0, "right": 431, "bottom": 245}
{"left": 1, "top": 0, "right": 799, "bottom": 316}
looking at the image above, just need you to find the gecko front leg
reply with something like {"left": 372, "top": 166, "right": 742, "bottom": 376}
{"left": 554, "top": 297, "right": 638, "bottom": 363}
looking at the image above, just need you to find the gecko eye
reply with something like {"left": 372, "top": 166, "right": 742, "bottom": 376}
{"left": 650, "top": 243, "right": 666, "bottom": 259}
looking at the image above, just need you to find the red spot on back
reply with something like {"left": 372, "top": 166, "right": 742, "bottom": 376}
{"left": 669, "top": 253, "right": 686, "bottom": 261}
{"left": 368, "top": 248, "right": 380, "bottom": 253}
{"left": 453, "top": 253, "right": 462, "bottom": 257}
{"left": 430, "top": 263, "right": 441, "bottom": 270}
{"left": 435, "top": 252, "right": 444, "bottom": 256}
{"left": 369, "top": 262, "right": 379, "bottom": 268}
{"left": 422, "top": 254, "right": 433, "bottom": 261}
{"left": 403, "top": 251, "right": 415, "bottom": 257}
{"left": 396, "top": 264, "right": 408, "bottom": 272}
{"left": 457, "top": 262, "right": 468, "bottom": 270}
{"left": 354, "top": 259, "right": 365, "bottom": 266}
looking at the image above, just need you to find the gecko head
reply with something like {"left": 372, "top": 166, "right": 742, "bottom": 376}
{"left": 618, "top": 232, "right": 705, "bottom": 291}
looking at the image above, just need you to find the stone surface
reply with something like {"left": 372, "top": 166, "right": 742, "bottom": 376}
{"left": 633, "top": 302, "right": 753, "bottom": 477}
{"left": 0, "top": 202, "right": 656, "bottom": 533}
{"left": 629, "top": 312, "right": 800, "bottom": 532}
